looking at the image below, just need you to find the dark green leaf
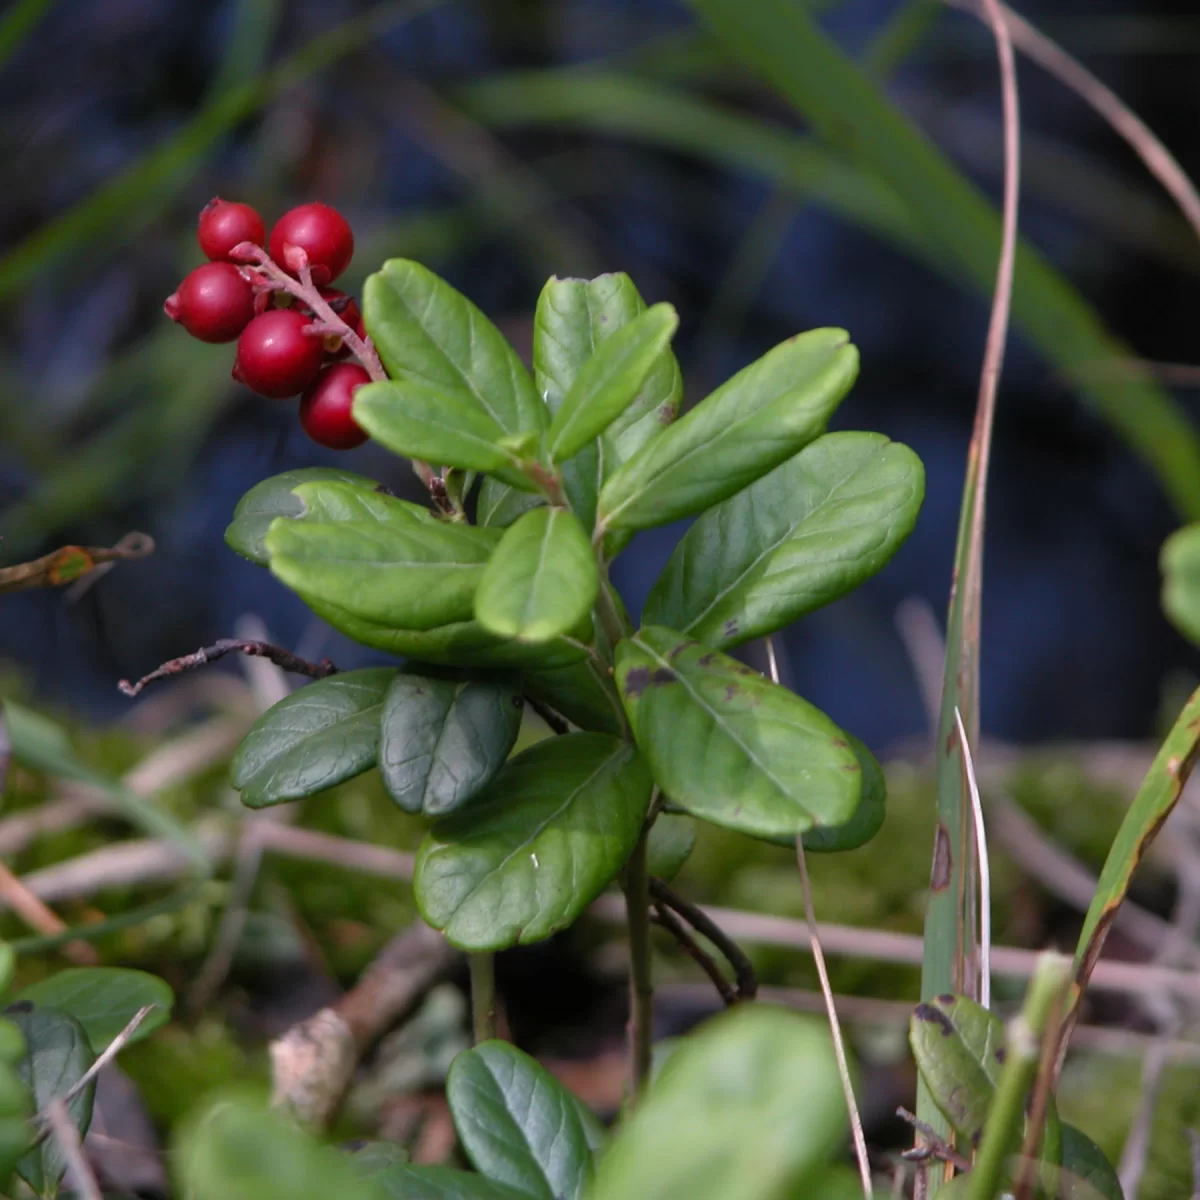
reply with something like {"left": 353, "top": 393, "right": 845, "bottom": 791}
{"left": 800, "top": 734, "right": 885, "bottom": 853}
{"left": 379, "top": 674, "right": 523, "bottom": 816}
{"left": 615, "top": 627, "right": 860, "bottom": 840}
{"left": 347, "top": 1141, "right": 409, "bottom": 1175}
{"left": 591, "top": 1006, "right": 846, "bottom": 1200}
{"left": 598, "top": 329, "right": 857, "bottom": 533}
{"left": 231, "top": 669, "right": 395, "bottom": 808}
{"left": 12, "top": 1007, "right": 94, "bottom": 1196}
{"left": 478, "top": 477, "right": 544, "bottom": 529}
{"left": 547, "top": 303, "right": 678, "bottom": 463}
{"left": 475, "top": 507, "right": 599, "bottom": 642}
{"left": 644, "top": 432, "right": 924, "bottom": 647}
{"left": 224, "top": 467, "right": 381, "bottom": 565}
{"left": 645, "top": 814, "right": 696, "bottom": 882}
{"left": 1056, "top": 1123, "right": 1124, "bottom": 1200}
{"left": 354, "top": 382, "right": 535, "bottom": 490}
{"left": 15, "top": 968, "right": 172, "bottom": 1051}
{"left": 447, "top": 1041, "right": 593, "bottom": 1200}
{"left": 519, "top": 659, "right": 626, "bottom": 737}
{"left": 363, "top": 1163, "right": 529, "bottom": 1200}
{"left": 1162, "top": 523, "right": 1200, "bottom": 645}
{"left": 415, "top": 733, "right": 652, "bottom": 949}
{"left": 363, "top": 259, "right": 547, "bottom": 436}
{"left": 909, "top": 992, "right": 1005, "bottom": 1144}
{"left": 266, "top": 483, "right": 500, "bottom": 631}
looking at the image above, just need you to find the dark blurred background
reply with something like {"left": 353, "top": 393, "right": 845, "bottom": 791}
{"left": 3, "top": 0, "right": 1199, "bottom": 751}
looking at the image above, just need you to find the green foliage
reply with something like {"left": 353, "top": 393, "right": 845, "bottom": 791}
{"left": 1161, "top": 523, "right": 1200, "bottom": 645}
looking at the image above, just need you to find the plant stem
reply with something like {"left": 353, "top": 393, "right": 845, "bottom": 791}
{"left": 968, "top": 953, "right": 1070, "bottom": 1200}
{"left": 624, "top": 827, "right": 654, "bottom": 1101}
{"left": 468, "top": 952, "right": 497, "bottom": 1043}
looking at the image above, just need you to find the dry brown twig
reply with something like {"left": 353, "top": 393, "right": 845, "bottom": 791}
{"left": 45, "top": 1098, "right": 102, "bottom": 1200}
{"left": 0, "top": 859, "right": 96, "bottom": 964}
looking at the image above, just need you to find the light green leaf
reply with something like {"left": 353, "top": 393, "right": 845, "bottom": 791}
{"left": 415, "top": 733, "right": 651, "bottom": 950}
{"left": 286, "top": 479, "right": 438, "bottom": 527}
{"left": 547, "top": 303, "right": 678, "bottom": 463}
{"left": 354, "top": 382, "right": 535, "bottom": 491}
{"left": 363, "top": 258, "right": 546, "bottom": 435}
{"left": 1162, "top": 523, "right": 1200, "bottom": 645}
{"left": 645, "top": 813, "right": 696, "bottom": 882}
{"left": 615, "top": 627, "right": 860, "bottom": 840}
{"left": 799, "top": 734, "right": 885, "bottom": 854}
{"left": 591, "top": 1006, "right": 846, "bottom": 1200}
{"left": 644, "top": 431, "right": 924, "bottom": 647}
{"left": 478, "top": 476, "right": 545, "bottom": 529}
{"left": 224, "top": 467, "right": 382, "bottom": 565}
{"left": 598, "top": 328, "right": 858, "bottom": 533}
{"left": 475, "top": 507, "right": 599, "bottom": 643}
{"left": 447, "top": 1041, "right": 594, "bottom": 1200}
{"left": 379, "top": 674, "right": 523, "bottom": 816}
{"left": 12, "top": 1007, "right": 94, "bottom": 1196}
{"left": 230, "top": 669, "right": 395, "bottom": 808}
{"left": 362, "top": 1163, "right": 529, "bottom": 1200}
{"left": 15, "top": 968, "right": 172, "bottom": 1052}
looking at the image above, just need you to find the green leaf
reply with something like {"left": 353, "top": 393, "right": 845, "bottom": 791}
{"left": 363, "top": 259, "right": 547, "bottom": 436}
{"left": 415, "top": 733, "right": 651, "bottom": 950}
{"left": 475, "top": 507, "right": 599, "bottom": 643}
{"left": 447, "top": 1041, "right": 594, "bottom": 1200}
{"left": 266, "top": 484, "right": 500, "bottom": 631}
{"left": 478, "top": 477, "right": 544, "bottom": 529}
{"left": 546, "top": 303, "right": 678, "bottom": 464}
{"left": 1162, "top": 523, "right": 1200, "bottom": 645}
{"left": 645, "top": 814, "right": 696, "bottom": 882}
{"left": 230, "top": 669, "right": 395, "bottom": 808}
{"left": 12, "top": 1006, "right": 95, "bottom": 1196}
{"left": 15, "top": 968, "right": 173, "bottom": 1052}
{"left": 591, "top": 1006, "right": 846, "bottom": 1200}
{"left": 1056, "top": 1123, "right": 1124, "bottom": 1200}
{"left": 362, "top": 1164, "right": 529, "bottom": 1200}
{"left": 224, "top": 467, "right": 382, "bottom": 565}
{"left": 379, "top": 674, "right": 523, "bottom": 816}
{"left": 909, "top": 993, "right": 1004, "bottom": 1143}
{"left": 353, "top": 382, "right": 535, "bottom": 491}
{"left": 615, "top": 627, "right": 860, "bottom": 840}
{"left": 598, "top": 329, "right": 857, "bottom": 534}
{"left": 800, "top": 734, "right": 885, "bottom": 853}
{"left": 519, "top": 659, "right": 626, "bottom": 737}
{"left": 644, "top": 431, "right": 924, "bottom": 647}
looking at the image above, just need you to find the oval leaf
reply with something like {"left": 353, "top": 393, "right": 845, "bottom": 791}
{"left": 644, "top": 431, "right": 924, "bottom": 647}
{"left": 591, "top": 1006, "right": 846, "bottom": 1200}
{"left": 478, "top": 477, "right": 545, "bottom": 529}
{"left": 15, "top": 968, "right": 173, "bottom": 1051}
{"left": 380, "top": 674, "right": 523, "bottom": 816}
{"left": 447, "top": 1041, "right": 594, "bottom": 1200}
{"left": 645, "top": 813, "right": 696, "bottom": 882}
{"left": 1057, "top": 1123, "right": 1124, "bottom": 1200}
{"left": 1162, "top": 523, "right": 1200, "bottom": 645}
{"left": 799, "top": 734, "right": 885, "bottom": 853}
{"left": 615, "top": 627, "right": 860, "bottom": 839}
{"left": 415, "top": 732, "right": 652, "bottom": 950}
{"left": 11, "top": 1006, "right": 95, "bottom": 1196}
{"left": 598, "top": 328, "right": 858, "bottom": 533}
{"left": 547, "top": 303, "right": 679, "bottom": 463}
{"left": 224, "top": 468, "right": 380, "bottom": 565}
{"left": 363, "top": 258, "right": 546, "bottom": 435}
{"left": 231, "top": 669, "right": 395, "bottom": 808}
{"left": 361, "top": 1163, "right": 529, "bottom": 1200}
{"left": 475, "top": 507, "right": 599, "bottom": 643}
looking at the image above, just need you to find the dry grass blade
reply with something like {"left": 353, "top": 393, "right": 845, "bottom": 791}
{"left": 44, "top": 1097, "right": 102, "bottom": 1200}
{"left": 955, "top": 707, "right": 991, "bottom": 1009}
{"left": 0, "top": 860, "right": 96, "bottom": 964}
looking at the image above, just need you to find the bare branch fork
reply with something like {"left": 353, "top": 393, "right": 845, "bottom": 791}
{"left": 119, "top": 639, "right": 340, "bottom": 698}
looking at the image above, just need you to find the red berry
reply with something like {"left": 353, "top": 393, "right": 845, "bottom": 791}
{"left": 197, "top": 197, "right": 265, "bottom": 261}
{"left": 316, "top": 289, "right": 361, "bottom": 358}
{"left": 299, "top": 363, "right": 371, "bottom": 449}
{"left": 164, "top": 263, "right": 255, "bottom": 343}
{"left": 269, "top": 203, "right": 354, "bottom": 284}
{"left": 233, "top": 309, "right": 324, "bottom": 398}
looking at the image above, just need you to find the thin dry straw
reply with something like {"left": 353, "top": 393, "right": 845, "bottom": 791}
{"left": 956, "top": 707, "right": 991, "bottom": 1009}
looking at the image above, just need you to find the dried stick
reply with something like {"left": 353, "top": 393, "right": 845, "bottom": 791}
{"left": 45, "top": 1097, "right": 102, "bottom": 1200}
{"left": 651, "top": 902, "right": 737, "bottom": 1006}
{"left": 119, "top": 639, "right": 338, "bottom": 698}
{"left": 524, "top": 695, "right": 569, "bottom": 736}
{"left": 649, "top": 877, "right": 756, "bottom": 1000}
{"left": 56, "top": 1006, "right": 156, "bottom": 1112}
{"left": 897, "top": 1108, "right": 974, "bottom": 1174}
{"left": 955, "top": 707, "right": 991, "bottom": 1009}
{"left": 0, "top": 859, "right": 96, "bottom": 965}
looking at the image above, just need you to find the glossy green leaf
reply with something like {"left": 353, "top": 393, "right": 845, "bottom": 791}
{"left": 546, "top": 303, "right": 678, "bottom": 463}
{"left": 475, "top": 507, "right": 599, "bottom": 643}
{"left": 363, "top": 1164, "right": 528, "bottom": 1200}
{"left": 1056, "top": 1123, "right": 1124, "bottom": 1200}
{"left": 592, "top": 1006, "right": 845, "bottom": 1200}
{"left": 224, "top": 467, "right": 381, "bottom": 565}
{"left": 644, "top": 432, "right": 924, "bottom": 647}
{"left": 800, "top": 734, "right": 885, "bottom": 854}
{"left": 354, "top": 381, "right": 535, "bottom": 490}
{"left": 909, "top": 992, "right": 1004, "bottom": 1143}
{"left": 379, "top": 674, "right": 523, "bottom": 816}
{"left": 363, "top": 258, "right": 546, "bottom": 436}
{"left": 447, "top": 1041, "right": 594, "bottom": 1200}
{"left": 478, "top": 476, "right": 545, "bottom": 529}
{"left": 645, "top": 813, "right": 696, "bottom": 882}
{"left": 1161, "top": 523, "right": 1200, "bottom": 645}
{"left": 286, "top": 479, "right": 438, "bottom": 527}
{"left": 598, "top": 329, "right": 857, "bottom": 533}
{"left": 519, "top": 659, "right": 626, "bottom": 737}
{"left": 15, "top": 968, "right": 172, "bottom": 1052}
{"left": 266, "top": 483, "right": 500, "bottom": 631}
{"left": 415, "top": 733, "right": 651, "bottom": 950}
{"left": 615, "top": 627, "right": 860, "bottom": 840}
{"left": 230, "top": 669, "right": 395, "bottom": 808}
{"left": 12, "top": 1007, "right": 94, "bottom": 1196}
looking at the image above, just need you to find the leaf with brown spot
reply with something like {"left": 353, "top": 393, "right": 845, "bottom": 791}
{"left": 0, "top": 533, "right": 153, "bottom": 594}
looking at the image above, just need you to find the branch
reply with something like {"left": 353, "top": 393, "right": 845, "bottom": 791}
{"left": 651, "top": 902, "right": 737, "bottom": 1006}
{"left": 119, "top": 639, "right": 339, "bottom": 698}
{"left": 897, "top": 1108, "right": 973, "bottom": 1174}
{"left": 45, "top": 1098, "right": 101, "bottom": 1200}
{"left": 524, "top": 695, "right": 569, "bottom": 736}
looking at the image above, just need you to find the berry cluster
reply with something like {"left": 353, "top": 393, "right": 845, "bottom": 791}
{"left": 165, "top": 198, "right": 373, "bottom": 449}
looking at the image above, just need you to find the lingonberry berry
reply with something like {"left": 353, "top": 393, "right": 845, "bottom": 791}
{"left": 233, "top": 310, "right": 324, "bottom": 398}
{"left": 299, "top": 363, "right": 371, "bottom": 449}
{"left": 317, "top": 289, "right": 362, "bottom": 357}
{"left": 197, "top": 198, "right": 265, "bottom": 262}
{"left": 269, "top": 203, "right": 354, "bottom": 284}
{"left": 164, "top": 263, "right": 255, "bottom": 343}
